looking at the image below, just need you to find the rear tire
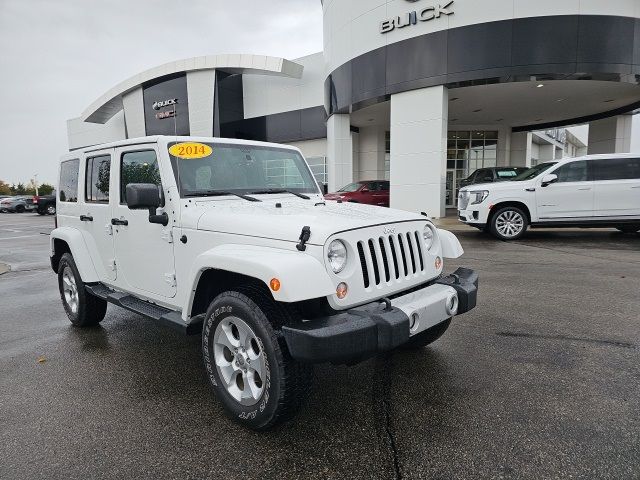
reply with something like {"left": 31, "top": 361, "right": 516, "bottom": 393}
{"left": 47, "top": 205, "right": 56, "bottom": 215}
{"left": 201, "top": 286, "right": 312, "bottom": 430}
{"left": 15, "top": 205, "right": 25, "bottom": 213}
{"left": 402, "top": 319, "right": 452, "bottom": 349}
{"left": 616, "top": 225, "right": 640, "bottom": 234}
{"left": 490, "top": 206, "right": 528, "bottom": 241}
{"left": 57, "top": 253, "right": 107, "bottom": 327}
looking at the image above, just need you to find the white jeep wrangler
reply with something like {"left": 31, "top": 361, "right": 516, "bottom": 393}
{"left": 50, "top": 136, "right": 478, "bottom": 430}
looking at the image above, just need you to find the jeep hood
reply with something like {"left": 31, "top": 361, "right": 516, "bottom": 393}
{"left": 183, "top": 195, "right": 424, "bottom": 246}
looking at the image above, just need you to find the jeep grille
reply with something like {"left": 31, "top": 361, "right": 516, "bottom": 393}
{"left": 356, "top": 231, "right": 426, "bottom": 288}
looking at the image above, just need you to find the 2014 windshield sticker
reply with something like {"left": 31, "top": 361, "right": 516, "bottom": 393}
{"left": 169, "top": 142, "right": 213, "bottom": 159}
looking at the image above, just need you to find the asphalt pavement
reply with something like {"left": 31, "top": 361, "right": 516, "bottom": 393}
{"left": 1, "top": 213, "right": 639, "bottom": 479}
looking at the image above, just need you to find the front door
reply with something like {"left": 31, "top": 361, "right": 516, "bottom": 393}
{"left": 536, "top": 160, "right": 594, "bottom": 220}
{"left": 112, "top": 147, "right": 176, "bottom": 298}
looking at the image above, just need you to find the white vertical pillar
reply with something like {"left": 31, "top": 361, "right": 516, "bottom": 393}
{"left": 357, "top": 126, "right": 387, "bottom": 181}
{"left": 588, "top": 115, "right": 633, "bottom": 154}
{"left": 390, "top": 86, "right": 448, "bottom": 218}
{"left": 509, "top": 131, "right": 532, "bottom": 167}
{"left": 187, "top": 70, "right": 216, "bottom": 137}
{"left": 122, "top": 87, "right": 146, "bottom": 139}
{"left": 327, "top": 114, "right": 353, "bottom": 192}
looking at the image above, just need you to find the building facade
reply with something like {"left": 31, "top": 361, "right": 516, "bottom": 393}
{"left": 69, "top": 0, "right": 640, "bottom": 217}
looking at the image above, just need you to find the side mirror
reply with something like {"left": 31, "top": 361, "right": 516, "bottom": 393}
{"left": 541, "top": 174, "right": 558, "bottom": 187}
{"left": 361, "top": 187, "right": 370, "bottom": 193}
{"left": 126, "top": 183, "right": 161, "bottom": 210}
{"left": 126, "top": 183, "right": 168, "bottom": 226}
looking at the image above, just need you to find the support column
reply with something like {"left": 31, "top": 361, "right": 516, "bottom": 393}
{"left": 588, "top": 115, "right": 633, "bottom": 154}
{"left": 327, "top": 114, "right": 353, "bottom": 192}
{"left": 390, "top": 86, "right": 448, "bottom": 218}
{"left": 187, "top": 70, "right": 216, "bottom": 137}
{"left": 509, "top": 131, "right": 532, "bottom": 167}
{"left": 122, "top": 87, "right": 146, "bottom": 139}
{"left": 357, "top": 126, "right": 386, "bottom": 181}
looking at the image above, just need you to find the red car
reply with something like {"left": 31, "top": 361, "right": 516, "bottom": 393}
{"left": 324, "top": 180, "right": 390, "bottom": 207}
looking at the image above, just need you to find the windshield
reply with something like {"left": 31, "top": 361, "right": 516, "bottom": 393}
{"left": 510, "top": 163, "right": 557, "bottom": 181}
{"left": 338, "top": 183, "right": 362, "bottom": 192}
{"left": 169, "top": 142, "right": 320, "bottom": 197}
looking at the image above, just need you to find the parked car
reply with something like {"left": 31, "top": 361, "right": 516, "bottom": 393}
{"left": 0, "top": 195, "right": 36, "bottom": 213}
{"left": 324, "top": 180, "right": 390, "bottom": 207}
{"left": 50, "top": 136, "right": 478, "bottom": 430}
{"left": 33, "top": 194, "right": 56, "bottom": 215}
{"left": 458, "top": 155, "right": 640, "bottom": 240}
{"left": 459, "top": 167, "right": 528, "bottom": 188}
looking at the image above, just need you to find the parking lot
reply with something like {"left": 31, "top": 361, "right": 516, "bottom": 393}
{"left": 0, "top": 213, "right": 639, "bottom": 480}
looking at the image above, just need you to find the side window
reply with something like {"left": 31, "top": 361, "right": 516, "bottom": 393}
{"left": 377, "top": 181, "right": 389, "bottom": 191}
{"left": 85, "top": 155, "right": 111, "bottom": 203}
{"left": 59, "top": 159, "right": 79, "bottom": 203}
{"left": 120, "top": 150, "right": 162, "bottom": 204}
{"left": 593, "top": 158, "right": 640, "bottom": 181}
{"left": 366, "top": 182, "right": 377, "bottom": 191}
{"left": 478, "top": 170, "right": 493, "bottom": 182}
{"left": 554, "top": 161, "right": 589, "bottom": 183}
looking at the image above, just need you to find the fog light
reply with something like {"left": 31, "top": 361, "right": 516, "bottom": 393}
{"left": 270, "top": 278, "right": 281, "bottom": 292}
{"left": 336, "top": 282, "right": 348, "bottom": 299}
{"left": 445, "top": 293, "right": 458, "bottom": 316}
{"left": 435, "top": 257, "right": 442, "bottom": 270}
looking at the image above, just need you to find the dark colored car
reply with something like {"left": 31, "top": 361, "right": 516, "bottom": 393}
{"left": 33, "top": 194, "right": 56, "bottom": 215}
{"left": 460, "top": 167, "right": 528, "bottom": 188}
{"left": 324, "top": 180, "right": 390, "bottom": 207}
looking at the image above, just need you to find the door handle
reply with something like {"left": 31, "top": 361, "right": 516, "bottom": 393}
{"left": 111, "top": 218, "right": 129, "bottom": 226}
{"left": 80, "top": 215, "right": 93, "bottom": 222}
{"left": 631, "top": 186, "right": 640, "bottom": 189}
{"left": 577, "top": 188, "right": 591, "bottom": 191}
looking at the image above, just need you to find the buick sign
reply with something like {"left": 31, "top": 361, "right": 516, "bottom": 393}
{"left": 152, "top": 98, "right": 178, "bottom": 110}
{"left": 381, "top": 0, "right": 454, "bottom": 34}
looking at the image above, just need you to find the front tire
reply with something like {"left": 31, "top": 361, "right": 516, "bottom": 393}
{"left": 402, "top": 319, "right": 452, "bottom": 349}
{"left": 57, "top": 253, "right": 107, "bottom": 327}
{"left": 202, "top": 288, "right": 312, "bottom": 430}
{"left": 616, "top": 225, "right": 640, "bottom": 234}
{"left": 490, "top": 206, "right": 528, "bottom": 241}
{"left": 15, "top": 205, "right": 25, "bottom": 213}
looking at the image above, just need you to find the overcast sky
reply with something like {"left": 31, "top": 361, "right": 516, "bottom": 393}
{"left": 0, "top": 0, "right": 322, "bottom": 185}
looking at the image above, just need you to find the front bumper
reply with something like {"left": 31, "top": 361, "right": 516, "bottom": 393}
{"left": 282, "top": 267, "right": 478, "bottom": 364}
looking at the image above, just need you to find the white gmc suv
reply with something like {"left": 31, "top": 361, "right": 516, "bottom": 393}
{"left": 50, "top": 136, "right": 478, "bottom": 430}
{"left": 458, "top": 154, "right": 640, "bottom": 241}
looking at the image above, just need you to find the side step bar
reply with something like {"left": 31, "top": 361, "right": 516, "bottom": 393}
{"left": 85, "top": 283, "right": 202, "bottom": 335}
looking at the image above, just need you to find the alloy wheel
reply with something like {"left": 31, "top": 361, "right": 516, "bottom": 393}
{"left": 62, "top": 266, "right": 79, "bottom": 314}
{"left": 495, "top": 210, "right": 524, "bottom": 238}
{"left": 213, "top": 316, "right": 267, "bottom": 406}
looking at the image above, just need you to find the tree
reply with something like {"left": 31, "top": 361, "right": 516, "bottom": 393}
{"left": 11, "top": 183, "right": 27, "bottom": 195}
{"left": 0, "top": 180, "right": 11, "bottom": 195}
{"left": 38, "top": 183, "right": 54, "bottom": 195}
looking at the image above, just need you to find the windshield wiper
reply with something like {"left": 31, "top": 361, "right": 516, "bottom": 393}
{"left": 249, "top": 189, "right": 311, "bottom": 200}
{"left": 184, "top": 190, "right": 261, "bottom": 202}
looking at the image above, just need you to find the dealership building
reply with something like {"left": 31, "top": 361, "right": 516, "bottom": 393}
{"left": 68, "top": 0, "right": 640, "bottom": 217}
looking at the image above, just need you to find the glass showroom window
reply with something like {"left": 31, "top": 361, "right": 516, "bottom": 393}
{"left": 306, "top": 156, "right": 328, "bottom": 186}
{"left": 448, "top": 131, "right": 499, "bottom": 176}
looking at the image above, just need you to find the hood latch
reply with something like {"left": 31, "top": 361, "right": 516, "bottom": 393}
{"left": 296, "top": 226, "right": 311, "bottom": 251}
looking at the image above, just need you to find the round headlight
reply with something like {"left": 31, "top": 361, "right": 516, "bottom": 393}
{"left": 423, "top": 226, "right": 434, "bottom": 250}
{"left": 328, "top": 240, "right": 348, "bottom": 273}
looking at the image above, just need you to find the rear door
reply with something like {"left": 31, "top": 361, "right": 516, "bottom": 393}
{"left": 592, "top": 157, "right": 640, "bottom": 218}
{"left": 112, "top": 146, "right": 176, "bottom": 298}
{"left": 79, "top": 151, "right": 116, "bottom": 282}
{"left": 536, "top": 160, "right": 594, "bottom": 219}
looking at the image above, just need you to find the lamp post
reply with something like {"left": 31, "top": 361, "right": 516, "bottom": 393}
{"left": 33, "top": 173, "right": 39, "bottom": 196}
